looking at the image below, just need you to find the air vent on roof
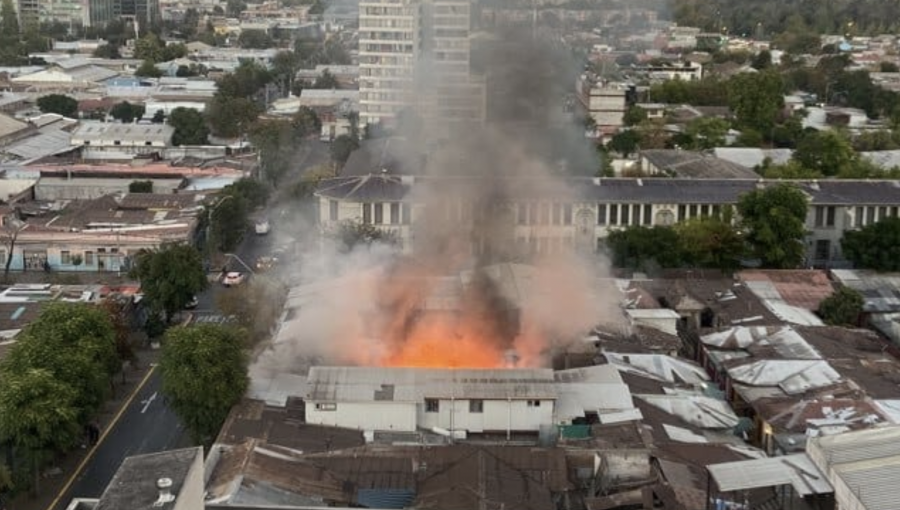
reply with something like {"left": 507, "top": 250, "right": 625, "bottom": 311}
{"left": 153, "top": 478, "right": 175, "bottom": 507}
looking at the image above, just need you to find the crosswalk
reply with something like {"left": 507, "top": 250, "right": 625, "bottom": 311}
{"left": 190, "top": 312, "right": 237, "bottom": 325}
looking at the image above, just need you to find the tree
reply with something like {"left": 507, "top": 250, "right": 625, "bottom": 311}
{"left": 168, "top": 107, "right": 209, "bottom": 145}
{"left": 312, "top": 69, "right": 339, "bottom": 89}
{"left": 135, "top": 59, "right": 162, "bottom": 78}
{"left": 238, "top": 29, "right": 273, "bottom": 49}
{"left": 248, "top": 119, "right": 299, "bottom": 184}
{"left": 330, "top": 134, "right": 359, "bottom": 166}
{"left": 36, "top": 94, "right": 77, "bottom": 118}
{"left": 225, "top": 178, "right": 270, "bottom": 208}
{"left": 110, "top": 101, "right": 146, "bottom": 123}
{"left": 216, "top": 61, "right": 271, "bottom": 99}
{"left": 607, "top": 129, "right": 640, "bottom": 157}
{"left": 817, "top": 286, "right": 863, "bottom": 326}
{"left": 880, "top": 61, "right": 899, "bottom": 73}
{"left": 728, "top": 70, "right": 785, "bottom": 135}
{"left": 151, "top": 109, "right": 165, "bottom": 123}
{"left": 751, "top": 49, "right": 772, "bottom": 70}
{"left": 133, "top": 33, "right": 165, "bottom": 62}
{"left": 676, "top": 213, "right": 744, "bottom": 272}
{"left": 205, "top": 96, "right": 260, "bottom": 138}
{"left": 622, "top": 106, "right": 648, "bottom": 127}
{"left": 99, "top": 297, "right": 137, "bottom": 369}
{"left": 159, "top": 324, "right": 248, "bottom": 444}
{"left": 128, "top": 180, "right": 153, "bottom": 193}
{"left": 684, "top": 117, "right": 730, "bottom": 150}
{"left": 215, "top": 276, "right": 287, "bottom": 346}
{"left": 841, "top": 217, "right": 900, "bottom": 271}
{"left": 793, "top": 130, "right": 856, "bottom": 176}
{"left": 226, "top": 0, "right": 246, "bottom": 17}
{"left": 605, "top": 226, "right": 684, "bottom": 271}
{"left": 130, "top": 243, "right": 207, "bottom": 321}
{"left": 737, "top": 183, "right": 809, "bottom": 269}
{"left": 208, "top": 194, "right": 249, "bottom": 252}
{"left": 92, "top": 43, "right": 121, "bottom": 59}
{"left": 292, "top": 106, "right": 321, "bottom": 137}
{"left": 0, "top": 368, "right": 80, "bottom": 494}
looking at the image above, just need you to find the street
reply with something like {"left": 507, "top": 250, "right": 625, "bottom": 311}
{"left": 52, "top": 369, "right": 190, "bottom": 509}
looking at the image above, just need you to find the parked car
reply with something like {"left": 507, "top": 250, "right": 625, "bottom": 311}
{"left": 222, "top": 272, "right": 246, "bottom": 287}
{"left": 255, "top": 219, "right": 270, "bottom": 235}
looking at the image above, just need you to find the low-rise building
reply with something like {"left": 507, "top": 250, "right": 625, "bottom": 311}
{"left": 71, "top": 122, "right": 174, "bottom": 159}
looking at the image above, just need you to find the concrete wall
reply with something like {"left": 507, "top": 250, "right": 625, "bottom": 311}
{"left": 304, "top": 401, "right": 417, "bottom": 431}
{"left": 416, "top": 398, "right": 554, "bottom": 433}
{"left": 174, "top": 448, "right": 205, "bottom": 510}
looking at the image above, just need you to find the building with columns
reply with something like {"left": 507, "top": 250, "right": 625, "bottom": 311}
{"left": 314, "top": 175, "right": 900, "bottom": 267}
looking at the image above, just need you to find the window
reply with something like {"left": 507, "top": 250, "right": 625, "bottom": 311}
{"left": 609, "top": 204, "right": 618, "bottom": 225}
{"left": 826, "top": 206, "right": 835, "bottom": 226}
{"left": 867, "top": 207, "right": 875, "bottom": 225}
{"left": 61, "top": 250, "right": 71, "bottom": 264}
{"left": 643, "top": 204, "right": 652, "bottom": 225}
{"left": 402, "top": 204, "right": 411, "bottom": 224}
{"left": 390, "top": 203, "right": 400, "bottom": 224}
{"left": 374, "top": 203, "right": 384, "bottom": 224}
{"left": 678, "top": 204, "right": 686, "bottom": 221}
{"left": 815, "top": 206, "right": 825, "bottom": 227}
{"left": 363, "top": 203, "right": 372, "bottom": 224}
{"left": 689, "top": 204, "right": 698, "bottom": 218}
{"left": 315, "top": 403, "right": 337, "bottom": 411}
{"left": 113, "top": 140, "right": 121, "bottom": 146}
{"left": 856, "top": 206, "right": 864, "bottom": 227}
{"left": 329, "top": 200, "right": 339, "bottom": 221}
{"left": 563, "top": 205, "right": 572, "bottom": 225}
{"left": 425, "top": 399, "right": 439, "bottom": 413}
{"left": 469, "top": 399, "right": 483, "bottom": 413}
{"left": 552, "top": 203, "right": 561, "bottom": 225}
{"left": 144, "top": 141, "right": 152, "bottom": 146}
{"left": 632, "top": 204, "right": 641, "bottom": 225}
{"left": 621, "top": 204, "right": 630, "bottom": 225}
{"left": 539, "top": 203, "right": 550, "bottom": 225}
{"left": 527, "top": 400, "right": 541, "bottom": 407}
{"left": 597, "top": 204, "right": 607, "bottom": 225}
{"left": 84, "top": 251, "right": 94, "bottom": 265}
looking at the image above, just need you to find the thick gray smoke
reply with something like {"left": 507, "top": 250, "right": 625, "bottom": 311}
{"left": 252, "top": 7, "right": 624, "bottom": 376}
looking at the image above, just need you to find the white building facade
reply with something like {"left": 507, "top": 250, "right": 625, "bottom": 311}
{"left": 314, "top": 175, "right": 900, "bottom": 267}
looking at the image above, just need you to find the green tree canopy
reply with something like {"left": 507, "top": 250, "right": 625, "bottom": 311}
{"left": 216, "top": 60, "right": 272, "bottom": 99}
{"left": 208, "top": 194, "right": 249, "bottom": 252}
{"left": 92, "top": 43, "right": 121, "bottom": 59}
{"left": 622, "top": 106, "right": 648, "bottom": 127}
{"left": 131, "top": 243, "right": 208, "bottom": 321}
{"left": 238, "top": 29, "right": 273, "bottom": 49}
{"left": 133, "top": 33, "right": 165, "bottom": 62}
{"left": 737, "top": 183, "right": 809, "bottom": 269}
{"left": 728, "top": 70, "right": 785, "bottom": 135}
{"left": 605, "top": 225, "right": 684, "bottom": 272}
{"left": 135, "top": 59, "right": 162, "bottom": 78}
{"left": 128, "top": 180, "right": 153, "bottom": 193}
{"left": 675, "top": 212, "right": 744, "bottom": 272}
{"left": 793, "top": 130, "right": 856, "bottom": 176}
{"left": 110, "top": 101, "right": 146, "bottom": 123}
{"left": 330, "top": 134, "right": 359, "bottom": 166}
{"left": 168, "top": 107, "right": 209, "bottom": 145}
{"left": 225, "top": 177, "right": 270, "bottom": 209}
{"left": 607, "top": 129, "right": 640, "bottom": 157}
{"left": 160, "top": 324, "right": 248, "bottom": 444}
{"left": 206, "top": 96, "right": 260, "bottom": 138}
{"left": 683, "top": 116, "right": 730, "bottom": 150}
{"left": 312, "top": 69, "right": 339, "bottom": 89}
{"left": 817, "top": 286, "right": 863, "bottom": 326}
{"left": 842, "top": 216, "right": 900, "bottom": 271}
{"left": 36, "top": 94, "right": 77, "bottom": 118}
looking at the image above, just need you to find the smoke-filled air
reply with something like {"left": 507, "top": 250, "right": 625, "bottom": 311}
{"left": 255, "top": 21, "right": 625, "bottom": 375}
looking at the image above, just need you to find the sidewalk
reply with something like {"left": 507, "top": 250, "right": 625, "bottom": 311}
{"left": 9, "top": 348, "right": 160, "bottom": 510}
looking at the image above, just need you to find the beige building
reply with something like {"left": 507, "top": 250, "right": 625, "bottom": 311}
{"left": 315, "top": 175, "right": 900, "bottom": 266}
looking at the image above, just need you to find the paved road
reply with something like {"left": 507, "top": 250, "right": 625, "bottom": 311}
{"left": 53, "top": 369, "right": 189, "bottom": 509}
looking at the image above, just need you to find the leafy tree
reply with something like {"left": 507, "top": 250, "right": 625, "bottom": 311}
{"left": 605, "top": 225, "right": 684, "bottom": 271}
{"left": 751, "top": 50, "right": 772, "bottom": 70}
{"left": 737, "top": 183, "right": 809, "bottom": 269}
{"left": 216, "top": 60, "right": 271, "bottom": 98}
{"left": 110, "top": 101, "right": 146, "bottom": 123}
{"left": 151, "top": 109, "right": 165, "bottom": 123}
{"left": 134, "top": 33, "right": 165, "bottom": 62}
{"left": 206, "top": 96, "right": 260, "bottom": 138}
{"left": 99, "top": 297, "right": 137, "bottom": 368}
{"left": 36, "top": 94, "right": 77, "bottom": 118}
{"left": 793, "top": 130, "right": 856, "bottom": 176}
{"left": 208, "top": 194, "right": 249, "bottom": 252}
{"left": 331, "top": 134, "right": 359, "bottom": 166}
{"left": 130, "top": 243, "right": 207, "bottom": 321}
{"left": 292, "top": 106, "right": 321, "bottom": 137}
{"left": 238, "top": 29, "right": 273, "bottom": 49}
{"left": 880, "top": 62, "right": 900, "bottom": 73}
{"left": 225, "top": 177, "right": 269, "bottom": 208}
{"left": 248, "top": 119, "right": 300, "bottom": 184}
{"left": 226, "top": 0, "right": 246, "bottom": 17}
{"left": 622, "top": 106, "right": 648, "bottom": 127}
{"left": 128, "top": 180, "right": 153, "bottom": 193}
{"left": 162, "top": 42, "right": 187, "bottom": 61}
{"left": 0, "top": 368, "right": 80, "bottom": 494}
{"left": 607, "top": 129, "right": 640, "bottom": 157}
{"left": 684, "top": 117, "right": 730, "bottom": 149}
{"left": 135, "top": 59, "right": 162, "bottom": 78}
{"left": 635, "top": 120, "right": 670, "bottom": 150}
{"left": 159, "top": 324, "right": 248, "bottom": 445}
{"left": 842, "top": 217, "right": 900, "bottom": 271}
{"left": 93, "top": 43, "right": 121, "bottom": 59}
{"left": 676, "top": 212, "right": 744, "bottom": 272}
{"left": 852, "top": 130, "right": 900, "bottom": 152}
{"left": 312, "top": 69, "right": 339, "bottom": 89}
{"left": 817, "top": 286, "right": 863, "bottom": 326}
{"left": 728, "top": 70, "right": 785, "bottom": 135}
{"left": 168, "top": 107, "right": 209, "bottom": 145}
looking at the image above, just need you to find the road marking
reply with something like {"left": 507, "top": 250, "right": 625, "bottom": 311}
{"left": 140, "top": 392, "right": 157, "bottom": 414}
{"left": 45, "top": 365, "right": 158, "bottom": 510}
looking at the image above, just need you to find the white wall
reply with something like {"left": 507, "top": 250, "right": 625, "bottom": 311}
{"left": 174, "top": 449, "right": 205, "bottom": 510}
{"left": 305, "top": 401, "right": 417, "bottom": 431}
{"left": 416, "top": 399, "right": 554, "bottom": 433}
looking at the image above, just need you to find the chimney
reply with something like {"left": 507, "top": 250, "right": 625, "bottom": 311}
{"left": 153, "top": 478, "right": 176, "bottom": 507}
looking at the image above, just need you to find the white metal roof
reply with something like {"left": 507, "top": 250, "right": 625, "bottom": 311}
{"left": 708, "top": 453, "right": 832, "bottom": 496}
{"left": 727, "top": 360, "right": 841, "bottom": 394}
{"left": 635, "top": 393, "right": 740, "bottom": 430}
{"left": 701, "top": 325, "right": 822, "bottom": 359}
{"left": 743, "top": 281, "right": 825, "bottom": 326}
{"left": 603, "top": 352, "right": 709, "bottom": 385}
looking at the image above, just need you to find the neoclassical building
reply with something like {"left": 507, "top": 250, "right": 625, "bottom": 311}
{"left": 314, "top": 175, "right": 900, "bottom": 267}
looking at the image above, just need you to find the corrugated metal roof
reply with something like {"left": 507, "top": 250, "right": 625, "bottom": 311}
{"left": 635, "top": 393, "right": 740, "bottom": 430}
{"left": 727, "top": 360, "right": 841, "bottom": 394}
{"left": 603, "top": 352, "right": 709, "bottom": 385}
{"left": 708, "top": 453, "right": 832, "bottom": 496}
{"left": 701, "top": 326, "right": 823, "bottom": 359}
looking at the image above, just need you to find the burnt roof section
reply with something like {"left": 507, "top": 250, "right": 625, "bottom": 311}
{"left": 95, "top": 447, "right": 201, "bottom": 510}
{"left": 640, "top": 149, "right": 760, "bottom": 179}
{"left": 316, "top": 176, "right": 900, "bottom": 205}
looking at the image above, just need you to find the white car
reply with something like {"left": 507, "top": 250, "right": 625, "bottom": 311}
{"left": 222, "top": 272, "right": 246, "bottom": 287}
{"left": 255, "top": 219, "right": 270, "bottom": 235}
